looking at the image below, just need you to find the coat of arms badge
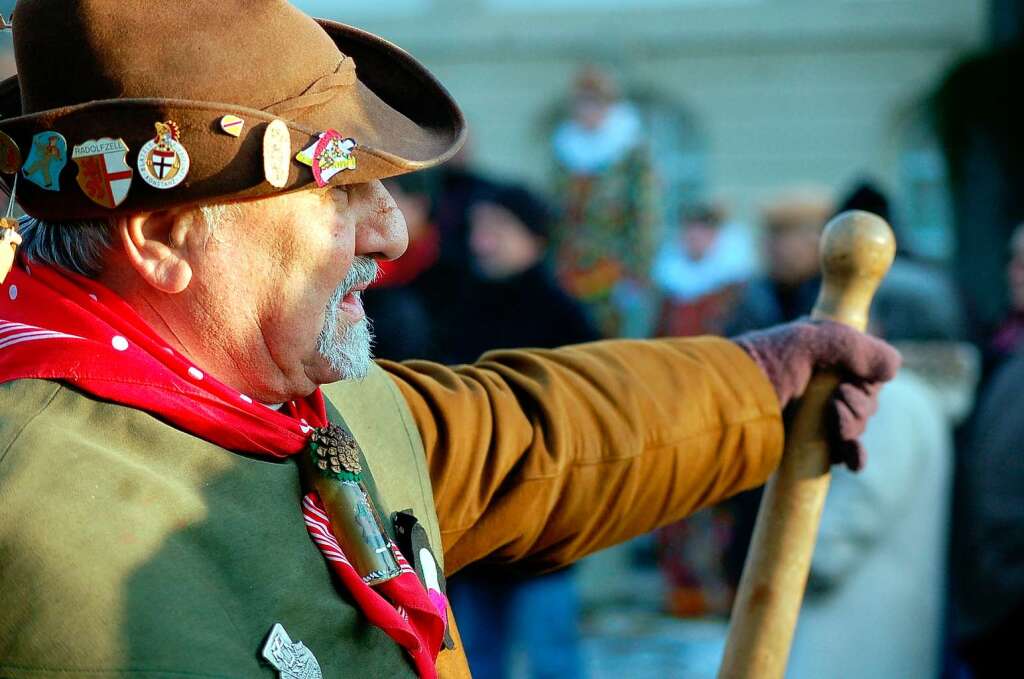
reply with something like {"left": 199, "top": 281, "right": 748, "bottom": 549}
{"left": 72, "top": 138, "right": 133, "bottom": 208}
{"left": 261, "top": 623, "right": 323, "bottom": 679}
{"left": 137, "top": 120, "right": 190, "bottom": 189}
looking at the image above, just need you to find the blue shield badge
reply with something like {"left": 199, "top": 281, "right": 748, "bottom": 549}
{"left": 21, "top": 131, "right": 68, "bottom": 191}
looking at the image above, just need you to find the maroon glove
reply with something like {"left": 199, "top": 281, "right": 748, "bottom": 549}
{"left": 733, "top": 320, "right": 901, "bottom": 472}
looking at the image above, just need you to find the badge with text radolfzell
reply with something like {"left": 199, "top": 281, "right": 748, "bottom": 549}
{"left": 73, "top": 138, "right": 133, "bottom": 208}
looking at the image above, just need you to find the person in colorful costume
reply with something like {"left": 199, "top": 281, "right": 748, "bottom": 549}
{"left": 0, "top": 2, "right": 899, "bottom": 678}
{"left": 551, "top": 66, "right": 659, "bottom": 337}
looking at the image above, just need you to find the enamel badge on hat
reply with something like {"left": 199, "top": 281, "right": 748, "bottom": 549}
{"left": 219, "top": 115, "right": 245, "bottom": 137}
{"left": 21, "top": 131, "right": 67, "bottom": 191}
{"left": 138, "top": 121, "right": 190, "bottom": 189}
{"left": 0, "top": 130, "right": 21, "bottom": 175}
{"left": 72, "top": 138, "right": 133, "bottom": 208}
{"left": 295, "top": 130, "right": 356, "bottom": 187}
{"left": 263, "top": 120, "right": 291, "bottom": 189}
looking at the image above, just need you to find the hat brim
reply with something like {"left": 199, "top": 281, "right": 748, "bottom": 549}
{"left": 0, "top": 20, "right": 466, "bottom": 221}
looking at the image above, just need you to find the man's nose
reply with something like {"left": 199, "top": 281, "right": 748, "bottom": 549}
{"left": 353, "top": 180, "right": 409, "bottom": 261}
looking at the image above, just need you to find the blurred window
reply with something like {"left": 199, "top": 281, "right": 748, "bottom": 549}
{"left": 896, "top": 106, "right": 955, "bottom": 261}
{"left": 485, "top": 0, "right": 761, "bottom": 10}
{"left": 634, "top": 92, "right": 709, "bottom": 234}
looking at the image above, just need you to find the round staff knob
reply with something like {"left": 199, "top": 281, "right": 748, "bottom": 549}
{"left": 812, "top": 210, "right": 897, "bottom": 332}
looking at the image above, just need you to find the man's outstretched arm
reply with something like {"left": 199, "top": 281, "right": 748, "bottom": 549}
{"left": 383, "top": 337, "right": 784, "bottom": 575}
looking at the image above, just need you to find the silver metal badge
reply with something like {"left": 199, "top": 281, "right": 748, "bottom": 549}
{"left": 261, "top": 623, "right": 323, "bottom": 679}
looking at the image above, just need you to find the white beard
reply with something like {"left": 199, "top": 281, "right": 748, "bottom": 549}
{"left": 316, "top": 258, "right": 377, "bottom": 381}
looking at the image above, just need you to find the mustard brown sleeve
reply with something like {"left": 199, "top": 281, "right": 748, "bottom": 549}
{"left": 381, "top": 337, "right": 784, "bottom": 575}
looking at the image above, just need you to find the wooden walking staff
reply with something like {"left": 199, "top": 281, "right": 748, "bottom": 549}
{"left": 718, "top": 210, "right": 896, "bottom": 679}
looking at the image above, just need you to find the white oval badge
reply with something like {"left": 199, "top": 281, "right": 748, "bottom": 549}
{"left": 263, "top": 119, "right": 291, "bottom": 189}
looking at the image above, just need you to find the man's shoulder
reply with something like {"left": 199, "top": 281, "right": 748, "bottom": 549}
{"left": 2, "top": 379, "right": 136, "bottom": 447}
{"left": 322, "top": 360, "right": 404, "bottom": 408}
{"left": 0, "top": 379, "right": 74, "bottom": 457}
{"left": 0, "top": 378, "right": 220, "bottom": 473}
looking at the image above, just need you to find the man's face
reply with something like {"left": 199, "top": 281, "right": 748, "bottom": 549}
{"left": 183, "top": 180, "right": 407, "bottom": 401}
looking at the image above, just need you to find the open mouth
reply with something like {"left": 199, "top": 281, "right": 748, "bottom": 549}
{"left": 333, "top": 258, "right": 379, "bottom": 321}
{"left": 338, "top": 280, "right": 371, "bottom": 319}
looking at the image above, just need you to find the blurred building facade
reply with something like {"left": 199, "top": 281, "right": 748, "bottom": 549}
{"left": 0, "top": 0, "right": 991, "bottom": 318}
{"left": 0, "top": 1, "right": 987, "bottom": 239}
{"left": 284, "top": 0, "right": 986, "bottom": 239}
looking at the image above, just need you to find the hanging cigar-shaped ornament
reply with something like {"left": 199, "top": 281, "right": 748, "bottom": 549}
{"left": 0, "top": 128, "right": 23, "bottom": 283}
{"left": 300, "top": 423, "right": 401, "bottom": 585}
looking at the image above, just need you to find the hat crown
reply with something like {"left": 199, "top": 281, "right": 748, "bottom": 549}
{"left": 12, "top": 0, "right": 344, "bottom": 114}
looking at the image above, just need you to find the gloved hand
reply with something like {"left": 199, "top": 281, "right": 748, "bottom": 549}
{"left": 733, "top": 320, "right": 901, "bottom": 472}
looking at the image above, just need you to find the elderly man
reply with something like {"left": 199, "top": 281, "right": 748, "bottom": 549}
{"left": 0, "top": 2, "right": 899, "bottom": 678}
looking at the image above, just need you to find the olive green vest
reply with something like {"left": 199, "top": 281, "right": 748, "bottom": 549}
{"left": 0, "top": 364, "right": 466, "bottom": 677}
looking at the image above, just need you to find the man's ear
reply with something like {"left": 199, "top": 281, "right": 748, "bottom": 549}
{"left": 116, "top": 210, "right": 196, "bottom": 294}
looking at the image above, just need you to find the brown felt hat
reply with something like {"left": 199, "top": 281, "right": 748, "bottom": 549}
{"left": 0, "top": 0, "right": 466, "bottom": 221}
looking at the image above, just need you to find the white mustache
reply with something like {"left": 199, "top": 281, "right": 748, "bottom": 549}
{"left": 339, "top": 256, "right": 379, "bottom": 296}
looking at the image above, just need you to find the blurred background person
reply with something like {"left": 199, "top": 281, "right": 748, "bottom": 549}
{"left": 950, "top": 221, "right": 1024, "bottom": 679}
{"left": 551, "top": 65, "right": 659, "bottom": 338}
{"left": 445, "top": 182, "right": 599, "bottom": 679}
{"left": 951, "top": 345, "right": 1024, "bottom": 679}
{"left": 986, "top": 222, "right": 1024, "bottom": 368}
{"left": 650, "top": 202, "right": 757, "bottom": 624}
{"left": 656, "top": 505, "right": 738, "bottom": 620}
{"left": 364, "top": 174, "right": 442, "bottom": 361}
{"left": 725, "top": 186, "right": 833, "bottom": 336}
{"left": 846, "top": 180, "right": 967, "bottom": 345}
{"left": 419, "top": 135, "right": 500, "bottom": 351}
{"left": 441, "top": 182, "right": 599, "bottom": 363}
{"left": 427, "top": 135, "right": 497, "bottom": 296}
{"left": 786, "top": 293, "right": 965, "bottom": 679}
{"left": 652, "top": 201, "right": 757, "bottom": 338}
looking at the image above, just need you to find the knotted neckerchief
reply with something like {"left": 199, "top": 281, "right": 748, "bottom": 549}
{"left": 0, "top": 261, "right": 446, "bottom": 678}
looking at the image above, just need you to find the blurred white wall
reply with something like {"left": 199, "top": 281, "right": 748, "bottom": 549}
{"left": 0, "top": 0, "right": 988, "bottom": 233}
{"left": 296, "top": 0, "right": 987, "bottom": 231}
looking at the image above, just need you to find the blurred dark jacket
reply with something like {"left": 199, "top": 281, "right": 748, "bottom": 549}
{"left": 440, "top": 263, "right": 599, "bottom": 364}
{"left": 725, "top": 277, "right": 820, "bottom": 336}
{"left": 872, "top": 258, "right": 966, "bottom": 341}
{"left": 953, "top": 350, "right": 1024, "bottom": 678}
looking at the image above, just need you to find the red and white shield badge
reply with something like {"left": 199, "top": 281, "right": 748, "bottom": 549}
{"left": 72, "top": 138, "right": 134, "bottom": 209}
